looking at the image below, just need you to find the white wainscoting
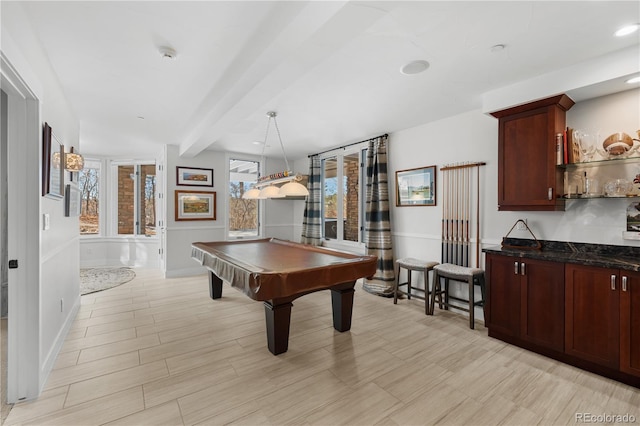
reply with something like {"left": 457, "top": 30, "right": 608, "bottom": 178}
{"left": 79, "top": 236, "right": 160, "bottom": 268}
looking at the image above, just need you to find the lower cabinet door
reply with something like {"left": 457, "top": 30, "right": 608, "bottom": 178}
{"left": 486, "top": 253, "right": 521, "bottom": 338}
{"left": 520, "top": 258, "right": 564, "bottom": 351}
{"left": 565, "top": 264, "right": 620, "bottom": 369}
{"left": 620, "top": 270, "right": 640, "bottom": 377}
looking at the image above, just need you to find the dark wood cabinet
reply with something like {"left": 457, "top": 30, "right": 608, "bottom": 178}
{"left": 486, "top": 253, "right": 521, "bottom": 338}
{"left": 486, "top": 253, "right": 564, "bottom": 351}
{"left": 491, "top": 94, "right": 574, "bottom": 211}
{"left": 565, "top": 264, "right": 620, "bottom": 369}
{"left": 520, "top": 258, "right": 565, "bottom": 351}
{"left": 487, "top": 253, "right": 640, "bottom": 386}
{"left": 620, "top": 270, "right": 640, "bottom": 377}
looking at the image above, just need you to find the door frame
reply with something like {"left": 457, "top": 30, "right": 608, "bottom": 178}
{"left": 1, "top": 50, "right": 42, "bottom": 402}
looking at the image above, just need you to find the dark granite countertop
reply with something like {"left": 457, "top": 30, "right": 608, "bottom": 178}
{"left": 483, "top": 238, "right": 640, "bottom": 272}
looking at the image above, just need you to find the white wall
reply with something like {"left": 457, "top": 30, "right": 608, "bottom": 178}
{"left": 2, "top": 2, "right": 81, "bottom": 400}
{"left": 80, "top": 238, "right": 160, "bottom": 268}
{"left": 163, "top": 145, "right": 297, "bottom": 277}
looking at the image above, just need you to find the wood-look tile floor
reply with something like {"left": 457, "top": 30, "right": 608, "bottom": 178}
{"left": 4, "top": 269, "right": 639, "bottom": 425}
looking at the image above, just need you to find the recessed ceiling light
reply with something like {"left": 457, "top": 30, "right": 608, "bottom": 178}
{"left": 615, "top": 24, "right": 639, "bottom": 37}
{"left": 400, "top": 60, "right": 430, "bottom": 75}
{"left": 626, "top": 75, "right": 640, "bottom": 84}
{"left": 158, "top": 46, "right": 177, "bottom": 60}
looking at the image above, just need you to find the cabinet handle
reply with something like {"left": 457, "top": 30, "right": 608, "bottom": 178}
{"left": 514, "top": 262, "right": 519, "bottom": 275}
{"left": 622, "top": 276, "right": 628, "bottom": 292}
{"left": 548, "top": 188, "right": 553, "bottom": 200}
{"left": 611, "top": 275, "right": 616, "bottom": 290}
{"left": 521, "top": 262, "right": 526, "bottom": 276}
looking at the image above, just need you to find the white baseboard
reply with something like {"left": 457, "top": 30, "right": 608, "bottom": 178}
{"left": 40, "top": 294, "right": 80, "bottom": 394}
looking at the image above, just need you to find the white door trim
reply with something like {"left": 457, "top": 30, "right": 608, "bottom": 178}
{"left": 1, "top": 50, "right": 42, "bottom": 402}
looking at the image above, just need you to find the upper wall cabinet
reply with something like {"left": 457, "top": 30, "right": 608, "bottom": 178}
{"left": 491, "top": 94, "right": 575, "bottom": 211}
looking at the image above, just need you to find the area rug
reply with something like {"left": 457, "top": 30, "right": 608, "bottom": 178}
{"left": 80, "top": 267, "right": 136, "bottom": 295}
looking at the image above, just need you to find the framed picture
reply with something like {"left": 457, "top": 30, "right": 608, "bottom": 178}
{"left": 396, "top": 165, "right": 436, "bottom": 206}
{"left": 65, "top": 183, "right": 81, "bottom": 217}
{"left": 42, "top": 122, "right": 65, "bottom": 199}
{"left": 176, "top": 166, "right": 214, "bottom": 187}
{"left": 175, "top": 190, "right": 216, "bottom": 221}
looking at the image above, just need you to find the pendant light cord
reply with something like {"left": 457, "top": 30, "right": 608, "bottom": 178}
{"left": 271, "top": 114, "right": 291, "bottom": 172}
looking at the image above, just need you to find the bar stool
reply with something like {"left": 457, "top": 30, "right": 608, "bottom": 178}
{"left": 429, "top": 263, "right": 486, "bottom": 329}
{"left": 393, "top": 258, "right": 439, "bottom": 314}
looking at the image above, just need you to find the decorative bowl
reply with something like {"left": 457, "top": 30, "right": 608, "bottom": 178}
{"left": 603, "top": 132, "right": 634, "bottom": 156}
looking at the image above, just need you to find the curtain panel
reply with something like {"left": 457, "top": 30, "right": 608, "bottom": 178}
{"left": 363, "top": 135, "right": 395, "bottom": 296}
{"left": 300, "top": 155, "right": 322, "bottom": 246}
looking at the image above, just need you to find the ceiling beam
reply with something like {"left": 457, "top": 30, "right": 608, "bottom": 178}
{"left": 178, "top": 1, "right": 386, "bottom": 158}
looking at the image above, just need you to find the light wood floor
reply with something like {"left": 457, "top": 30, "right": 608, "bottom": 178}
{"left": 1, "top": 317, "right": 11, "bottom": 424}
{"left": 4, "top": 269, "right": 639, "bottom": 425}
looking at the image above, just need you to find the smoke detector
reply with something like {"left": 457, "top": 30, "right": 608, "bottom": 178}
{"left": 158, "top": 46, "right": 177, "bottom": 60}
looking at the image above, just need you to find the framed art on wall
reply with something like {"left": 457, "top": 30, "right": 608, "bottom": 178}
{"left": 42, "top": 122, "right": 65, "bottom": 199}
{"left": 395, "top": 165, "right": 436, "bottom": 206}
{"left": 176, "top": 166, "right": 214, "bottom": 187}
{"left": 65, "top": 183, "right": 81, "bottom": 217}
{"left": 175, "top": 190, "right": 216, "bottom": 221}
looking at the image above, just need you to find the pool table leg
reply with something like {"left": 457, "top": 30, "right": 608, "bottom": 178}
{"left": 263, "top": 301, "right": 293, "bottom": 355}
{"left": 209, "top": 272, "right": 223, "bottom": 299}
{"left": 331, "top": 282, "right": 356, "bottom": 332}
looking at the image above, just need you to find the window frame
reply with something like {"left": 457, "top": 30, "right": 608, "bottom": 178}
{"left": 319, "top": 143, "right": 368, "bottom": 249}
{"left": 226, "top": 153, "right": 264, "bottom": 240}
{"left": 108, "top": 159, "right": 158, "bottom": 238}
{"left": 78, "top": 157, "right": 103, "bottom": 237}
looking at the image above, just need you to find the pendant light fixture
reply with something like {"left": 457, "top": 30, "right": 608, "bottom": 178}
{"left": 65, "top": 147, "right": 85, "bottom": 171}
{"left": 242, "top": 111, "right": 309, "bottom": 199}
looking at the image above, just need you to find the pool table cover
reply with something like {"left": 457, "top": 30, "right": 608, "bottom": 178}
{"left": 191, "top": 238, "right": 377, "bottom": 301}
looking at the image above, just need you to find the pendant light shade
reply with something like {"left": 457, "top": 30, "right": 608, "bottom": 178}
{"left": 242, "top": 188, "right": 261, "bottom": 199}
{"left": 279, "top": 180, "right": 309, "bottom": 197}
{"left": 64, "top": 146, "right": 84, "bottom": 171}
{"left": 258, "top": 185, "right": 285, "bottom": 199}
{"left": 65, "top": 152, "right": 85, "bottom": 171}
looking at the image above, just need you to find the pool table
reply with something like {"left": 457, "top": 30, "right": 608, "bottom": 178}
{"left": 191, "top": 238, "right": 377, "bottom": 355}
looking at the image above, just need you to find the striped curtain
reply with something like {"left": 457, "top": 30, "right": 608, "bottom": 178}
{"left": 363, "top": 135, "right": 395, "bottom": 296}
{"left": 300, "top": 155, "right": 322, "bottom": 246}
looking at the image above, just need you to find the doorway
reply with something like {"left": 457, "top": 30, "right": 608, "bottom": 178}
{"left": 1, "top": 52, "right": 42, "bottom": 405}
{"left": 1, "top": 88, "right": 10, "bottom": 421}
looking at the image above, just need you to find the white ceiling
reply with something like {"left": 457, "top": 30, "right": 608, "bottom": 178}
{"left": 17, "top": 1, "right": 640, "bottom": 160}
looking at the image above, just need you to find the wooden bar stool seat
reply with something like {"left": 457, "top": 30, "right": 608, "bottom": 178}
{"left": 429, "top": 263, "right": 486, "bottom": 329}
{"left": 393, "top": 258, "right": 439, "bottom": 314}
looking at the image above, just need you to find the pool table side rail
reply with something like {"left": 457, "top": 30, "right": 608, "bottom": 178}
{"left": 191, "top": 239, "right": 377, "bottom": 301}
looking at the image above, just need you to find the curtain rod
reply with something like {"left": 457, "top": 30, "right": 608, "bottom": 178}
{"left": 308, "top": 133, "right": 388, "bottom": 158}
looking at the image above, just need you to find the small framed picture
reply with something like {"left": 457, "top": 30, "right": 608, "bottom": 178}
{"left": 176, "top": 166, "right": 214, "bottom": 187}
{"left": 175, "top": 190, "right": 216, "bottom": 221}
{"left": 42, "top": 122, "right": 65, "bottom": 199}
{"left": 64, "top": 183, "right": 81, "bottom": 217}
{"left": 396, "top": 165, "right": 437, "bottom": 206}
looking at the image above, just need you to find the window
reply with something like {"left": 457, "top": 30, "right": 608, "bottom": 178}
{"left": 228, "top": 158, "right": 260, "bottom": 238}
{"left": 115, "top": 163, "right": 156, "bottom": 236}
{"left": 78, "top": 159, "right": 101, "bottom": 235}
{"left": 321, "top": 145, "right": 367, "bottom": 244}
